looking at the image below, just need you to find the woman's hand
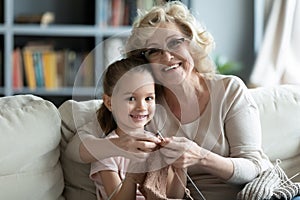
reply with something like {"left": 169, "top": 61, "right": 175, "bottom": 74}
{"left": 159, "top": 137, "right": 209, "bottom": 168}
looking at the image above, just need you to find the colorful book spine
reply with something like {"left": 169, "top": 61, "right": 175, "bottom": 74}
{"left": 12, "top": 48, "right": 23, "bottom": 89}
{"left": 23, "top": 49, "right": 36, "bottom": 89}
{"left": 32, "top": 51, "right": 44, "bottom": 87}
{"left": 43, "top": 51, "right": 58, "bottom": 89}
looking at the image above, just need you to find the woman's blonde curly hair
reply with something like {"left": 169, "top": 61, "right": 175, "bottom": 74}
{"left": 125, "top": 1, "right": 216, "bottom": 73}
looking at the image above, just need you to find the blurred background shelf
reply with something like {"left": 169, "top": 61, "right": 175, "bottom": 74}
{"left": 0, "top": 0, "right": 187, "bottom": 106}
{"left": 1, "top": 0, "right": 258, "bottom": 106}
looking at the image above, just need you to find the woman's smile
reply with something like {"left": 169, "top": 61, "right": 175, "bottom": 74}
{"left": 163, "top": 63, "right": 181, "bottom": 72}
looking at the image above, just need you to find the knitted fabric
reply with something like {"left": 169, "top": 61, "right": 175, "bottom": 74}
{"left": 138, "top": 151, "right": 186, "bottom": 200}
{"left": 139, "top": 166, "right": 170, "bottom": 200}
{"left": 237, "top": 160, "right": 300, "bottom": 200}
{"left": 139, "top": 166, "right": 189, "bottom": 200}
{"left": 272, "top": 165, "right": 300, "bottom": 200}
{"left": 273, "top": 184, "right": 300, "bottom": 199}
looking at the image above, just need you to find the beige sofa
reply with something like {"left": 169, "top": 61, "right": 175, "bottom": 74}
{"left": 0, "top": 85, "right": 299, "bottom": 200}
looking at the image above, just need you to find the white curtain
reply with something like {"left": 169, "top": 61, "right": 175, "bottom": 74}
{"left": 250, "top": 0, "right": 300, "bottom": 86}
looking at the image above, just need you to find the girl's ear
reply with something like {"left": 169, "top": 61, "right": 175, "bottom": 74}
{"left": 103, "top": 94, "right": 112, "bottom": 111}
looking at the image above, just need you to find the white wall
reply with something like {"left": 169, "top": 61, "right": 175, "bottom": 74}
{"left": 190, "top": 0, "right": 254, "bottom": 82}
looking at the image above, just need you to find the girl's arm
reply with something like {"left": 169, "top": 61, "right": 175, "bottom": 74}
{"left": 166, "top": 166, "right": 186, "bottom": 199}
{"left": 78, "top": 133, "right": 161, "bottom": 163}
{"left": 99, "top": 170, "right": 137, "bottom": 200}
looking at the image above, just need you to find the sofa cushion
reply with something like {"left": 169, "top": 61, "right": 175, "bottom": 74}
{"left": 0, "top": 95, "right": 64, "bottom": 200}
{"left": 249, "top": 85, "right": 300, "bottom": 182}
{"left": 59, "top": 99, "right": 102, "bottom": 200}
{"left": 59, "top": 84, "right": 300, "bottom": 200}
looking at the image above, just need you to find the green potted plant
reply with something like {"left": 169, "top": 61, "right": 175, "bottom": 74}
{"left": 214, "top": 55, "right": 243, "bottom": 75}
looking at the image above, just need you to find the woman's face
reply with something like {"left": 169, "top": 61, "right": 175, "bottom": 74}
{"left": 110, "top": 71, "right": 155, "bottom": 133}
{"left": 144, "top": 23, "right": 195, "bottom": 87}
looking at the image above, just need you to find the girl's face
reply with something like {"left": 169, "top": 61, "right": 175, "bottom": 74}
{"left": 144, "top": 23, "right": 195, "bottom": 87}
{"left": 109, "top": 71, "right": 155, "bottom": 133}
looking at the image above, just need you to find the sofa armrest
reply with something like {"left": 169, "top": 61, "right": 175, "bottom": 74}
{"left": 249, "top": 85, "right": 300, "bottom": 182}
{"left": 0, "top": 94, "right": 64, "bottom": 200}
{"left": 58, "top": 99, "right": 102, "bottom": 200}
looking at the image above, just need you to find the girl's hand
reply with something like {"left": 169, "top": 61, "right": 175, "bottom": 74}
{"left": 112, "top": 131, "right": 161, "bottom": 152}
{"left": 109, "top": 132, "right": 161, "bottom": 160}
{"left": 159, "top": 137, "right": 209, "bottom": 168}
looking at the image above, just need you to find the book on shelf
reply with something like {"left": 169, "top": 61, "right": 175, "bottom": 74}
{"left": 64, "top": 50, "right": 78, "bottom": 87}
{"left": 97, "top": 0, "right": 189, "bottom": 27}
{"left": 124, "top": 0, "right": 137, "bottom": 25}
{"left": 23, "top": 42, "right": 54, "bottom": 89}
{"left": 32, "top": 51, "right": 45, "bottom": 87}
{"left": 98, "top": 0, "right": 152, "bottom": 27}
{"left": 0, "top": 50, "right": 2, "bottom": 87}
{"left": 20, "top": 41, "right": 94, "bottom": 90}
{"left": 43, "top": 51, "right": 58, "bottom": 89}
{"left": 12, "top": 48, "right": 24, "bottom": 89}
{"left": 77, "top": 52, "right": 95, "bottom": 87}
{"left": 55, "top": 50, "right": 67, "bottom": 87}
{"left": 111, "top": 0, "right": 125, "bottom": 26}
{"left": 98, "top": 0, "right": 110, "bottom": 27}
{"left": 22, "top": 49, "right": 36, "bottom": 90}
{"left": 63, "top": 50, "right": 94, "bottom": 87}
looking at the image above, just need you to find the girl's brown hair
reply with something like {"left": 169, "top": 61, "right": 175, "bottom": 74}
{"left": 97, "top": 56, "right": 151, "bottom": 135}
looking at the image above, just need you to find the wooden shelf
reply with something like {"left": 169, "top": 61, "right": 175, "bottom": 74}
{"left": 0, "top": 0, "right": 190, "bottom": 106}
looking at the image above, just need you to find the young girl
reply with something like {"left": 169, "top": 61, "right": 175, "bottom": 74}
{"left": 89, "top": 57, "right": 185, "bottom": 200}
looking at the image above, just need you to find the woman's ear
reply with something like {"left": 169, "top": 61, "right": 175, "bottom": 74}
{"left": 103, "top": 94, "right": 112, "bottom": 111}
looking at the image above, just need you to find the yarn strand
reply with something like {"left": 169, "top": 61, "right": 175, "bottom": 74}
{"left": 183, "top": 170, "right": 206, "bottom": 200}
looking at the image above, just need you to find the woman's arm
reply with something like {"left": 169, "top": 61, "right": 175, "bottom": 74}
{"left": 160, "top": 137, "right": 234, "bottom": 180}
{"left": 98, "top": 170, "right": 137, "bottom": 200}
{"left": 79, "top": 134, "right": 161, "bottom": 163}
{"left": 160, "top": 106, "right": 270, "bottom": 183}
{"left": 160, "top": 80, "right": 272, "bottom": 183}
{"left": 63, "top": 120, "right": 161, "bottom": 164}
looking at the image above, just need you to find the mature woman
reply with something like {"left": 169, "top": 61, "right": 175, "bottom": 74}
{"left": 64, "top": 1, "right": 296, "bottom": 200}
{"left": 124, "top": 1, "right": 273, "bottom": 199}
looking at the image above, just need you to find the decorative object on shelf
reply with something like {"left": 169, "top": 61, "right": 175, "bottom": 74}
{"left": 14, "top": 12, "right": 55, "bottom": 26}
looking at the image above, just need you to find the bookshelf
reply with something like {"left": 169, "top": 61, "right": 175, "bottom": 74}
{"left": 0, "top": 0, "right": 190, "bottom": 106}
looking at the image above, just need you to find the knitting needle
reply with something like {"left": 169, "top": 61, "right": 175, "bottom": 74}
{"left": 183, "top": 170, "right": 206, "bottom": 200}
{"left": 279, "top": 172, "right": 300, "bottom": 187}
{"left": 156, "top": 130, "right": 165, "bottom": 141}
{"left": 107, "top": 179, "right": 125, "bottom": 200}
{"left": 289, "top": 172, "right": 300, "bottom": 181}
{"left": 156, "top": 130, "right": 206, "bottom": 200}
